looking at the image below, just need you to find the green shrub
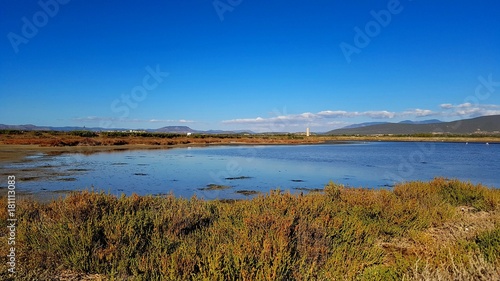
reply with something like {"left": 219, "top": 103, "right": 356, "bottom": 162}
{"left": 69, "top": 130, "right": 98, "bottom": 137}
{"left": 324, "top": 181, "right": 343, "bottom": 200}
{"left": 0, "top": 129, "right": 23, "bottom": 135}
{"left": 438, "top": 179, "right": 489, "bottom": 210}
{"left": 476, "top": 227, "right": 500, "bottom": 263}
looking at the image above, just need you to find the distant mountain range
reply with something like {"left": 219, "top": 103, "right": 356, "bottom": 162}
{"left": 0, "top": 124, "right": 254, "bottom": 135}
{"left": 0, "top": 124, "right": 142, "bottom": 132}
{"left": 397, "top": 119, "right": 443, "bottom": 125}
{"left": 326, "top": 115, "right": 500, "bottom": 135}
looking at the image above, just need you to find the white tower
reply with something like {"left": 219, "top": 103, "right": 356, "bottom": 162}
{"left": 306, "top": 127, "right": 310, "bottom": 137}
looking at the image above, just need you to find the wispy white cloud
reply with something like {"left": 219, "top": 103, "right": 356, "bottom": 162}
{"left": 315, "top": 110, "right": 396, "bottom": 118}
{"left": 222, "top": 117, "right": 266, "bottom": 124}
{"left": 221, "top": 109, "right": 401, "bottom": 132}
{"left": 401, "top": 109, "right": 437, "bottom": 117}
{"left": 222, "top": 109, "right": 400, "bottom": 126}
{"left": 363, "top": 110, "right": 396, "bottom": 119}
{"left": 222, "top": 112, "right": 320, "bottom": 126}
{"left": 440, "top": 103, "right": 500, "bottom": 117}
{"left": 317, "top": 110, "right": 355, "bottom": 118}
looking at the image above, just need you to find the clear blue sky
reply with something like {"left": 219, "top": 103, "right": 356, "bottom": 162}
{"left": 1, "top": 0, "right": 500, "bottom": 132}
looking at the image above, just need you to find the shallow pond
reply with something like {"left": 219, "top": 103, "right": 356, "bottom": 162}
{"left": 2, "top": 142, "right": 499, "bottom": 199}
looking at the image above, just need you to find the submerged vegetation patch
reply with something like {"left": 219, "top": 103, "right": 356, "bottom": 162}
{"left": 225, "top": 176, "right": 252, "bottom": 180}
{"left": 199, "top": 184, "right": 232, "bottom": 190}
{"left": 235, "top": 190, "right": 260, "bottom": 196}
{"left": 19, "top": 176, "right": 43, "bottom": 181}
{"left": 0, "top": 178, "right": 499, "bottom": 280}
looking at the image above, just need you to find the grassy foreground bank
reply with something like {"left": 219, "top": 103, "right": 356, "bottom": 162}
{"left": 1, "top": 178, "right": 499, "bottom": 280}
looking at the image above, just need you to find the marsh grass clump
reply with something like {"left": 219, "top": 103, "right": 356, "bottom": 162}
{"left": 0, "top": 178, "right": 499, "bottom": 280}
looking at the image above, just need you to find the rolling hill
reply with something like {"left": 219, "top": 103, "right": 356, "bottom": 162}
{"left": 326, "top": 115, "right": 500, "bottom": 135}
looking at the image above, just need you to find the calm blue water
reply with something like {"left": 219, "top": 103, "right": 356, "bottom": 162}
{"left": 4, "top": 142, "right": 500, "bottom": 199}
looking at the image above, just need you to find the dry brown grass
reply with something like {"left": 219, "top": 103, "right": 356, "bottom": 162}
{"left": 0, "top": 131, "right": 326, "bottom": 147}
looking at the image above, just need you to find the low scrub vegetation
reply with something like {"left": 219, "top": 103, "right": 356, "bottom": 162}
{"left": 0, "top": 131, "right": 326, "bottom": 147}
{"left": 68, "top": 131, "right": 99, "bottom": 138}
{"left": 0, "top": 178, "right": 499, "bottom": 280}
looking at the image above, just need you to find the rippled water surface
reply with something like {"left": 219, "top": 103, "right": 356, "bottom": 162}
{"left": 4, "top": 142, "right": 499, "bottom": 199}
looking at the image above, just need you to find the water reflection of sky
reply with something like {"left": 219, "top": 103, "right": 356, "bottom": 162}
{"left": 2, "top": 142, "right": 499, "bottom": 199}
